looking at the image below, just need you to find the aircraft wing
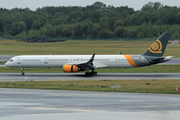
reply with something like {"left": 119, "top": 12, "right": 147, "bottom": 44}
{"left": 64, "top": 53, "right": 96, "bottom": 69}
{"left": 66, "top": 61, "right": 107, "bottom": 69}
{"left": 75, "top": 62, "right": 96, "bottom": 69}
{"left": 64, "top": 53, "right": 108, "bottom": 69}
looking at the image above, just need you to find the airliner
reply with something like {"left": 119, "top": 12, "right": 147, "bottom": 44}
{"left": 5, "top": 32, "right": 172, "bottom": 76}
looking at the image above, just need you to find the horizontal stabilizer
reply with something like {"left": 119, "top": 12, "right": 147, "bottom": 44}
{"left": 150, "top": 57, "right": 165, "bottom": 61}
{"left": 150, "top": 56, "right": 173, "bottom": 63}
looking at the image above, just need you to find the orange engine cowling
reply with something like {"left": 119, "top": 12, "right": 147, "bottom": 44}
{"left": 63, "top": 65, "right": 79, "bottom": 73}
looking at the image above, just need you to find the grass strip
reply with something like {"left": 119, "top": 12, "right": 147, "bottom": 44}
{"left": 0, "top": 80, "right": 180, "bottom": 94}
{"left": 0, "top": 40, "right": 180, "bottom": 57}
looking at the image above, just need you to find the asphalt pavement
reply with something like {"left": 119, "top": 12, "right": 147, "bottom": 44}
{"left": 0, "top": 55, "right": 15, "bottom": 61}
{"left": 0, "top": 73, "right": 180, "bottom": 81}
{"left": 0, "top": 88, "right": 180, "bottom": 120}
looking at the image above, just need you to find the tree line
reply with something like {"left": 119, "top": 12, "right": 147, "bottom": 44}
{"left": 1, "top": 1, "right": 180, "bottom": 39}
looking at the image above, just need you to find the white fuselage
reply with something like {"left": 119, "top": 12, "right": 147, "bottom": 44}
{"left": 5, "top": 55, "right": 138, "bottom": 68}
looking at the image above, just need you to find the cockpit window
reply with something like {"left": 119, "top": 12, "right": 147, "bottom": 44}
{"left": 10, "top": 59, "right": 13, "bottom": 62}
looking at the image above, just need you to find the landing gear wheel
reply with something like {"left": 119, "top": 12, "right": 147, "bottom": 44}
{"left": 93, "top": 72, "right": 97, "bottom": 75}
{"left": 85, "top": 72, "right": 97, "bottom": 76}
{"left": 85, "top": 72, "right": 89, "bottom": 76}
{"left": 85, "top": 72, "right": 92, "bottom": 76}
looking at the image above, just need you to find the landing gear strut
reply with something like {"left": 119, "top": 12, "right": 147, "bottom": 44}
{"left": 85, "top": 69, "right": 97, "bottom": 76}
{"left": 84, "top": 53, "right": 97, "bottom": 76}
{"left": 20, "top": 68, "right": 25, "bottom": 76}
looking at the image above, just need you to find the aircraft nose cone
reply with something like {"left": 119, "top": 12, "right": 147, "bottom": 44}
{"left": 5, "top": 62, "right": 9, "bottom": 67}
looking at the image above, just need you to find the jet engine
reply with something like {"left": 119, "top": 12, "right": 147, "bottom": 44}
{"left": 63, "top": 65, "right": 79, "bottom": 73}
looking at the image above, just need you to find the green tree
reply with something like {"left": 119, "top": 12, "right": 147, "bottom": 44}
{"left": 98, "top": 29, "right": 113, "bottom": 37}
{"left": 91, "top": 1, "right": 106, "bottom": 9}
{"left": 28, "top": 30, "right": 41, "bottom": 37}
{"left": 10, "top": 21, "right": 27, "bottom": 36}
{"left": 32, "top": 20, "right": 42, "bottom": 30}
{"left": 126, "top": 29, "right": 136, "bottom": 38}
{"left": 72, "top": 23, "right": 84, "bottom": 37}
{"left": 137, "top": 31, "right": 144, "bottom": 38}
{"left": 0, "top": 18, "right": 5, "bottom": 35}
{"left": 114, "top": 19, "right": 124, "bottom": 27}
{"left": 172, "top": 32, "right": 180, "bottom": 38}
{"left": 55, "top": 25, "right": 72, "bottom": 37}
{"left": 114, "top": 26, "right": 124, "bottom": 37}
{"left": 120, "top": 10, "right": 130, "bottom": 19}
{"left": 1, "top": 2, "right": 180, "bottom": 38}
{"left": 91, "top": 23, "right": 100, "bottom": 37}
{"left": 40, "top": 24, "right": 55, "bottom": 37}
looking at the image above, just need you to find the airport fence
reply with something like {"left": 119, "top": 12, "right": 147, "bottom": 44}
{"left": 0, "top": 36, "right": 179, "bottom": 42}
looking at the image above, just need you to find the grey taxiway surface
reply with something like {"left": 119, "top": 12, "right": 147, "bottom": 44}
{"left": 0, "top": 88, "right": 180, "bottom": 120}
{"left": 0, "top": 73, "right": 180, "bottom": 81}
{"left": 0, "top": 55, "right": 15, "bottom": 61}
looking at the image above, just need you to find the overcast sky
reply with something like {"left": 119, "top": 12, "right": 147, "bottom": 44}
{"left": 1, "top": 0, "right": 180, "bottom": 11}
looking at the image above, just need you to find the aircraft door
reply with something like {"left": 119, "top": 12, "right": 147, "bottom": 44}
{"left": 79, "top": 58, "right": 82, "bottom": 61}
{"left": 17, "top": 57, "right": 21, "bottom": 64}
{"left": 44, "top": 57, "right": 48, "bottom": 64}
{"left": 115, "top": 58, "right": 118, "bottom": 63}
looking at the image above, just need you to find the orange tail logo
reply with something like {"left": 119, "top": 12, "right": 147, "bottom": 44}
{"left": 149, "top": 40, "right": 162, "bottom": 53}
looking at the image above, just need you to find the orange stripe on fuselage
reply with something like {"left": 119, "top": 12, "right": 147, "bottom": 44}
{"left": 124, "top": 55, "right": 138, "bottom": 67}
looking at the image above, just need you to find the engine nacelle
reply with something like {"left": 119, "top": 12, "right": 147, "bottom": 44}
{"left": 63, "top": 65, "right": 79, "bottom": 73}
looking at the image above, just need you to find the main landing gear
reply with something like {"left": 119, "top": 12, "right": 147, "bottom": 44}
{"left": 20, "top": 68, "right": 25, "bottom": 76}
{"left": 85, "top": 68, "right": 97, "bottom": 76}
{"left": 85, "top": 71, "right": 97, "bottom": 76}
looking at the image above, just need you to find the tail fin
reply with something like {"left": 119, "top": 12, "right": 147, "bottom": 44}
{"left": 143, "top": 32, "right": 171, "bottom": 57}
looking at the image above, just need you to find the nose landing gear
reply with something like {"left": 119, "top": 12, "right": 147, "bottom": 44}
{"left": 20, "top": 68, "right": 25, "bottom": 76}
